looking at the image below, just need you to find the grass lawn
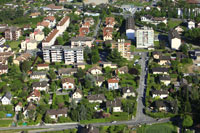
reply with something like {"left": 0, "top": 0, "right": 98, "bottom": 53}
{"left": 168, "top": 20, "right": 182, "bottom": 29}
{"left": 6, "top": 40, "right": 21, "bottom": 51}
{"left": 116, "top": 0, "right": 151, "bottom": 6}
{"left": 0, "top": 120, "right": 13, "bottom": 127}
{"left": 137, "top": 122, "right": 177, "bottom": 133}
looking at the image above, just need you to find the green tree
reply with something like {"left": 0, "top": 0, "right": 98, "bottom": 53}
{"left": 107, "top": 49, "right": 126, "bottom": 67}
{"left": 180, "top": 44, "right": 188, "bottom": 55}
{"left": 49, "top": 69, "right": 56, "bottom": 80}
{"left": 91, "top": 47, "right": 100, "bottom": 64}
{"left": 182, "top": 115, "right": 193, "bottom": 128}
{"left": 56, "top": 37, "right": 64, "bottom": 45}
{"left": 43, "top": 27, "right": 51, "bottom": 36}
{"left": 20, "top": 61, "right": 31, "bottom": 72}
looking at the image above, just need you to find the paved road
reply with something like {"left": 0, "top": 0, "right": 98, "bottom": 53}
{"left": 92, "top": 18, "right": 102, "bottom": 43}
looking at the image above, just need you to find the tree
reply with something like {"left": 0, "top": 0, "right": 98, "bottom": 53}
{"left": 49, "top": 69, "right": 56, "bottom": 80}
{"left": 43, "top": 27, "right": 51, "bottom": 36}
{"left": 180, "top": 44, "right": 188, "bottom": 55}
{"left": 56, "top": 37, "right": 64, "bottom": 45}
{"left": 91, "top": 46, "right": 100, "bottom": 64}
{"left": 20, "top": 61, "right": 31, "bottom": 72}
{"left": 107, "top": 49, "right": 126, "bottom": 67}
{"left": 182, "top": 115, "right": 193, "bottom": 128}
{"left": 63, "top": 32, "right": 69, "bottom": 42}
{"left": 8, "top": 56, "right": 13, "bottom": 65}
{"left": 75, "top": 69, "right": 85, "bottom": 79}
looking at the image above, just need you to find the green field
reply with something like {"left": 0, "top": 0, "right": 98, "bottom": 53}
{"left": 137, "top": 122, "right": 177, "bottom": 133}
{"left": 6, "top": 40, "right": 21, "bottom": 51}
{"left": 0, "top": 120, "right": 13, "bottom": 127}
{"left": 168, "top": 20, "right": 182, "bottom": 29}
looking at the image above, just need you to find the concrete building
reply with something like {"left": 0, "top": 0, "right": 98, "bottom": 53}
{"left": 42, "top": 45, "right": 84, "bottom": 64}
{"left": 168, "top": 29, "right": 181, "bottom": 50}
{"left": 71, "top": 36, "right": 93, "bottom": 48}
{"left": 56, "top": 16, "right": 70, "bottom": 35}
{"left": 5, "top": 27, "right": 21, "bottom": 41}
{"left": 42, "top": 29, "right": 59, "bottom": 47}
{"left": 83, "top": 0, "right": 108, "bottom": 5}
{"left": 126, "top": 16, "right": 135, "bottom": 40}
{"left": 136, "top": 27, "right": 154, "bottom": 48}
{"left": 21, "top": 38, "right": 37, "bottom": 51}
{"left": 188, "top": 20, "right": 195, "bottom": 29}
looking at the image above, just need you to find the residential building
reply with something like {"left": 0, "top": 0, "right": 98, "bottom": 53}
{"left": 0, "top": 65, "right": 8, "bottom": 75}
{"left": 0, "top": 37, "right": 6, "bottom": 45}
{"left": 58, "top": 68, "right": 77, "bottom": 76}
{"left": 37, "top": 21, "right": 50, "bottom": 31}
{"left": 106, "top": 99, "right": 122, "bottom": 112}
{"left": 84, "top": 17, "right": 95, "bottom": 25}
{"left": 0, "top": 45, "right": 11, "bottom": 53}
{"left": 103, "top": 27, "right": 113, "bottom": 41}
{"left": 46, "top": 108, "right": 68, "bottom": 120}
{"left": 151, "top": 100, "right": 173, "bottom": 112}
{"left": 29, "top": 12, "right": 41, "bottom": 18}
{"left": 141, "top": 15, "right": 167, "bottom": 25}
{"left": 79, "top": 27, "right": 90, "bottom": 37}
{"left": 95, "top": 76, "right": 104, "bottom": 87}
{"left": 44, "top": 16, "right": 56, "bottom": 28}
{"left": 0, "top": 52, "right": 13, "bottom": 65}
{"left": 107, "top": 78, "right": 119, "bottom": 90}
{"left": 42, "top": 29, "right": 59, "bottom": 47}
{"left": 15, "top": 102, "right": 23, "bottom": 112}
{"left": 1, "top": 92, "right": 12, "bottom": 105}
{"left": 74, "top": 62, "right": 86, "bottom": 69}
{"left": 158, "top": 56, "right": 171, "bottom": 65}
{"left": 122, "top": 87, "right": 136, "bottom": 98}
{"left": 27, "top": 90, "right": 41, "bottom": 102}
{"left": 168, "top": 29, "right": 181, "bottom": 50}
{"left": 5, "top": 27, "right": 21, "bottom": 40}
{"left": 111, "top": 39, "right": 133, "bottom": 60}
{"left": 87, "top": 94, "right": 106, "bottom": 103}
{"left": 136, "top": 27, "right": 154, "bottom": 48}
{"left": 84, "top": 12, "right": 100, "bottom": 16}
{"left": 105, "top": 17, "right": 115, "bottom": 28}
{"left": 43, "top": 45, "right": 84, "bottom": 64}
{"left": 83, "top": 0, "right": 108, "bottom": 5}
{"left": 100, "top": 62, "right": 117, "bottom": 68}
{"left": 30, "top": 71, "right": 47, "bottom": 79}
{"left": 188, "top": 20, "right": 195, "bottom": 29}
{"left": 159, "top": 75, "right": 171, "bottom": 86}
{"left": 87, "top": 66, "right": 103, "bottom": 75}
{"left": 71, "top": 36, "right": 93, "bottom": 48}
{"left": 175, "top": 26, "right": 184, "bottom": 34}
{"left": 115, "top": 66, "right": 129, "bottom": 75}
{"left": 37, "top": 64, "right": 49, "bottom": 70}
{"left": 152, "top": 90, "right": 169, "bottom": 99}
{"left": 13, "top": 53, "right": 32, "bottom": 65}
{"left": 21, "top": 38, "right": 37, "bottom": 51}
{"left": 45, "top": 4, "right": 64, "bottom": 11}
{"left": 72, "top": 88, "right": 83, "bottom": 103}
{"left": 152, "top": 51, "right": 162, "bottom": 59}
{"left": 126, "top": 16, "right": 135, "bottom": 40}
{"left": 30, "top": 29, "right": 45, "bottom": 42}
{"left": 32, "top": 81, "right": 49, "bottom": 91}
{"left": 23, "top": 103, "right": 36, "bottom": 119}
{"left": 80, "top": 125, "right": 99, "bottom": 133}
{"left": 56, "top": 16, "right": 70, "bottom": 35}
{"left": 62, "top": 78, "right": 75, "bottom": 90}
{"left": 152, "top": 67, "right": 169, "bottom": 75}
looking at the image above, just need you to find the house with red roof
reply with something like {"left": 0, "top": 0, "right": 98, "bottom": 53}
{"left": 103, "top": 27, "right": 113, "bottom": 41}
{"left": 27, "top": 90, "right": 41, "bottom": 102}
{"left": 107, "top": 77, "right": 119, "bottom": 90}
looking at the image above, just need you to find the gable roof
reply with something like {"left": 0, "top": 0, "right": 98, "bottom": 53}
{"left": 152, "top": 89, "right": 168, "bottom": 95}
{"left": 95, "top": 76, "right": 104, "bottom": 82}
{"left": 0, "top": 65, "right": 8, "bottom": 70}
{"left": 4, "top": 92, "right": 12, "bottom": 100}
{"left": 43, "top": 29, "right": 59, "bottom": 43}
{"left": 107, "top": 78, "right": 119, "bottom": 83}
{"left": 88, "top": 66, "right": 102, "bottom": 72}
{"left": 152, "top": 67, "right": 169, "bottom": 73}
{"left": 122, "top": 86, "right": 134, "bottom": 93}
{"left": 106, "top": 99, "right": 121, "bottom": 107}
{"left": 28, "top": 90, "right": 41, "bottom": 98}
{"left": 117, "top": 66, "right": 128, "bottom": 73}
{"left": 152, "top": 51, "right": 162, "bottom": 56}
{"left": 71, "top": 36, "right": 92, "bottom": 42}
{"left": 57, "top": 16, "right": 70, "bottom": 26}
{"left": 159, "top": 75, "right": 171, "bottom": 81}
{"left": 44, "top": 16, "right": 55, "bottom": 22}
{"left": 32, "top": 81, "right": 48, "bottom": 88}
{"left": 159, "top": 56, "right": 171, "bottom": 60}
{"left": 74, "top": 88, "right": 82, "bottom": 95}
{"left": 61, "top": 78, "right": 75, "bottom": 84}
{"left": 126, "top": 16, "right": 135, "bottom": 30}
{"left": 87, "top": 94, "right": 106, "bottom": 101}
{"left": 47, "top": 108, "right": 68, "bottom": 115}
{"left": 169, "top": 29, "right": 181, "bottom": 39}
{"left": 58, "top": 68, "right": 77, "bottom": 75}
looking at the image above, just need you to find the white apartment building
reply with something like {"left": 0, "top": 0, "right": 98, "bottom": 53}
{"left": 56, "top": 16, "right": 70, "bottom": 35}
{"left": 42, "top": 29, "right": 59, "bottom": 47}
{"left": 136, "top": 27, "right": 154, "bottom": 48}
{"left": 42, "top": 45, "right": 84, "bottom": 64}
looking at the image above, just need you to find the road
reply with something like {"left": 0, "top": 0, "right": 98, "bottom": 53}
{"left": 92, "top": 18, "right": 102, "bottom": 43}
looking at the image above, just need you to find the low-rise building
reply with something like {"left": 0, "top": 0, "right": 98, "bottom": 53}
{"left": 84, "top": 17, "right": 95, "bottom": 25}
{"left": 87, "top": 94, "right": 106, "bottom": 103}
{"left": 0, "top": 37, "right": 6, "bottom": 45}
{"left": 13, "top": 53, "right": 32, "bottom": 65}
{"left": 23, "top": 103, "right": 36, "bottom": 119}
{"left": 106, "top": 99, "right": 122, "bottom": 112}
{"left": 100, "top": 62, "right": 117, "bottom": 68}
{"left": 74, "top": 62, "right": 86, "bottom": 69}
{"left": 37, "top": 64, "right": 49, "bottom": 70}
{"left": 62, "top": 78, "right": 75, "bottom": 90}
{"left": 152, "top": 51, "right": 162, "bottom": 59}
{"left": 151, "top": 100, "right": 173, "bottom": 112}
{"left": 29, "top": 12, "right": 41, "bottom": 18}
{"left": 44, "top": 16, "right": 56, "bottom": 28}
{"left": 88, "top": 66, "right": 103, "bottom": 75}
{"left": 27, "top": 90, "right": 41, "bottom": 102}
{"left": 71, "top": 36, "right": 93, "bottom": 48}
{"left": 103, "top": 27, "right": 113, "bottom": 41}
{"left": 158, "top": 56, "right": 171, "bottom": 65}
{"left": 58, "top": 68, "right": 77, "bottom": 76}
{"left": 21, "top": 38, "right": 37, "bottom": 51}
{"left": 141, "top": 15, "right": 167, "bottom": 25}
{"left": 122, "top": 87, "right": 135, "bottom": 98}
{"left": 0, "top": 65, "right": 8, "bottom": 75}
{"left": 115, "top": 66, "right": 129, "bottom": 74}
{"left": 45, "top": 4, "right": 64, "bottom": 11}
{"left": 72, "top": 88, "right": 83, "bottom": 103}
{"left": 105, "top": 17, "right": 116, "bottom": 28}
{"left": 15, "top": 102, "right": 23, "bottom": 112}
{"left": 188, "top": 20, "right": 195, "bottom": 29}
{"left": 32, "top": 81, "right": 49, "bottom": 91}
{"left": 152, "top": 67, "right": 169, "bottom": 75}
{"left": 175, "top": 26, "right": 184, "bottom": 34}
{"left": 1, "top": 92, "right": 12, "bottom": 105}
{"left": 46, "top": 108, "right": 68, "bottom": 120}
{"left": 168, "top": 29, "right": 181, "bottom": 50}
{"left": 152, "top": 90, "right": 169, "bottom": 99}
{"left": 30, "top": 71, "right": 47, "bottom": 79}
{"left": 107, "top": 78, "right": 119, "bottom": 90}
{"left": 159, "top": 75, "right": 171, "bottom": 86}
{"left": 95, "top": 76, "right": 104, "bottom": 87}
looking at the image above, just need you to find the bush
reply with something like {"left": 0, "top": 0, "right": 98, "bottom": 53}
{"left": 58, "top": 116, "right": 68, "bottom": 123}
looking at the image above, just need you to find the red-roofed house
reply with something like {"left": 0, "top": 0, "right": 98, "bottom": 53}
{"left": 82, "top": 22, "right": 90, "bottom": 28}
{"left": 103, "top": 27, "right": 113, "bottom": 41}
{"left": 79, "top": 27, "right": 90, "bottom": 37}
{"left": 44, "top": 16, "right": 56, "bottom": 28}
{"left": 27, "top": 90, "right": 41, "bottom": 102}
{"left": 42, "top": 29, "right": 59, "bottom": 47}
{"left": 37, "top": 21, "right": 50, "bottom": 31}
{"left": 106, "top": 17, "right": 116, "bottom": 28}
{"left": 37, "top": 64, "right": 49, "bottom": 70}
{"left": 107, "top": 78, "right": 119, "bottom": 90}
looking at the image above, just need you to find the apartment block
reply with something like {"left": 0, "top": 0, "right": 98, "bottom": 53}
{"left": 56, "top": 16, "right": 70, "bottom": 35}
{"left": 42, "top": 29, "right": 59, "bottom": 47}
{"left": 5, "top": 27, "right": 21, "bottom": 41}
{"left": 43, "top": 45, "right": 84, "bottom": 64}
{"left": 136, "top": 27, "right": 154, "bottom": 48}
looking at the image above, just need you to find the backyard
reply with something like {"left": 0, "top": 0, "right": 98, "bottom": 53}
{"left": 168, "top": 20, "right": 182, "bottom": 29}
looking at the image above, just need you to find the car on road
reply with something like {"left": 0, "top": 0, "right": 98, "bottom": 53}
{"left": 111, "top": 121, "right": 117, "bottom": 123}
